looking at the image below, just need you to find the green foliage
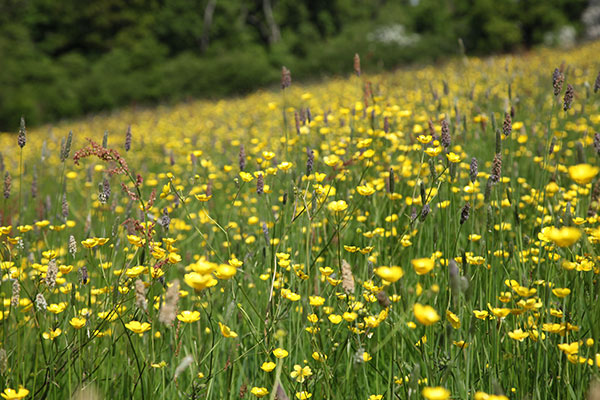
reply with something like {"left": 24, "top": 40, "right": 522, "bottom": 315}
{"left": 0, "top": 0, "right": 588, "bottom": 130}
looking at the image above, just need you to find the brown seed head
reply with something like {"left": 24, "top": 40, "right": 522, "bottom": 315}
{"left": 341, "top": 259, "right": 355, "bottom": 294}
{"left": 3, "top": 172, "right": 10, "bottom": 199}
{"left": 440, "top": 119, "right": 451, "bottom": 149}
{"left": 135, "top": 279, "right": 147, "bottom": 311}
{"left": 563, "top": 84, "right": 574, "bottom": 112}
{"left": 125, "top": 125, "right": 132, "bottom": 152}
{"left": 281, "top": 66, "right": 291, "bottom": 89}
{"left": 17, "top": 117, "right": 26, "bottom": 148}
{"left": 159, "top": 279, "right": 180, "bottom": 325}
{"left": 469, "top": 157, "right": 478, "bottom": 183}
{"left": 353, "top": 53, "right": 361, "bottom": 76}
{"left": 553, "top": 68, "right": 564, "bottom": 96}
{"left": 460, "top": 202, "right": 471, "bottom": 225}
{"left": 490, "top": 153, "right": 502, "bottom": 184}
{"left": 503, "top": 112, "right": 512, "bottom": 137}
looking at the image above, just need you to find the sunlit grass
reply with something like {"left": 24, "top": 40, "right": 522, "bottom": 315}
{"left": 1, "top": 41, "right": 600, "bottom": 399}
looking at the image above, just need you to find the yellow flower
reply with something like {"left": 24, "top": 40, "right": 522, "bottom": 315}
{"left": 453, "top": 340, "right": 469, "bottom": 348}
{"left": 218, "top": 322, "right": 238, "bottom": 338}
{"left": 375, "top": 266, "right": 404, "bottom": 283}
{"left": 545, "top": 226, "right": 581, "bottom": 247}
{"left": 417, "top": 134, "right": 432, "bottom": 144}
{"left": 262, "top": 151, "right": 275, "bottom": 160}
{"left": 425, "top": 146, "right": 442, "bottom": 157}
{"left": 250, "top": 387, "right": 269, "bottom": 398}
{"left": 47, "top": 302, "right": 67, "bottom": 314}
{"left": 327, "top": 200, "right": 348, "bottom": 213}
{"left": 239, "top": 171, "right": 254, "bottom": 182}
{"left": 177, "top": 310, "right": 201, "bottom": 323}
{"left": 260, "top": 361, "right": 276, "bottom": 372}
{"left": 273, "top": 348, "right": 289, "bottom": 358}
{"left": 151, "top": 361, "right": 167, "bottom": 368}
{"left": 228, "top": 257, "right": 244, "bottom": 267}
{"left": 214, "top": 264, "right": 237, "bottom": 280}
{"left": 558, "top": 342, "right": 579, "bottom": 356}
{"left": 184, "top": 272, "right": 218, "bottom": 291}
{"left": 360, "top": 149, "right": 375, "bottom": 159}
{"left": 124, "top": 321, "right": 151, "bottom": 334}
{"left": 17, "top": 225, "right": 32, "bottom": 233}
{"left": 278, "top": 161, "right": 293, "bottom": 171}
{"left": 474, "top": 392, "right": 509, "bottom": 400}
{"left": 35, "top": 220, "right": 50, "bottom": 228}
{"left": 81, "top": 238, "right": 99, "bottom": 248}
{"left": 446, "top": 152, "right": 461, "bottom": 163}
{"left": 412, "top": 258, "right": 434, "bottom": 275}
{"left": 1, "top": 387, "right": 30, "bottom": 400}
{"left": 356, "top": 184, "right": 376, "bottom": 196}
{"left": 552, "top": 288, "right": 571, "bottom": 298}
{"left": 69, "top": 317, "right": 86, "bottom": 329}
{"left": 413, "top": 303, "right": 440, "bottom": 326}
{"left": 126, "top": 265, "right": 147, "bottom": 278}
{"left": 127, "top": 235, "right": 145, "bottom": 247}
{"left": 166, "top": 252, "right": 181, "bottom": 269}
{"left": 308, "top": 295, "right": 325, "bottom": 306}
{"left": 295, "top": 392, "right": 312, "bottom": 400}
{"left": 508, "top": 328, "right": 529, "bottom": 342}
{"left": 194, "top": 194, "right": 212, "bottom": 202}
{"left": 487, "top": 304, "right": 511, "bottom": 318}
{"left": 42, "top": 328, "right": 62, "bottom": 340}
{"left": 328, "top": 314, "right": 342, "bottom": 324}
{"left": 369, "top": 396, "right": 383, "bottom": 400}
{"left": 290, "top": 364, "right": 312, "bottom": 383}
{"left": 568, "top": 163, "right": 599, "bottom": 185}
{"left": 323, "top": 154, "right": 341, "bottom": 167}
{"left": 422, "top": 386, "right": 451, "bottom": 400}
{"left": 445, "top": 310, "right": 460, "bottom": 329}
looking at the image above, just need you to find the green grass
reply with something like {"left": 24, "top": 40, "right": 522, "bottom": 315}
{"left": 1, "top": 41, "right": 600, "bottom": 399}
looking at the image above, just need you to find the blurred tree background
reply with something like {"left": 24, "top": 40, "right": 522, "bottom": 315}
{"left": 0, "top": 0, "right": 590, "bottom": 130}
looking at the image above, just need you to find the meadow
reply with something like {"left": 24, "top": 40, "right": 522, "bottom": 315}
{"left": 1, "top": 41, "right": 600, "bottom": 400}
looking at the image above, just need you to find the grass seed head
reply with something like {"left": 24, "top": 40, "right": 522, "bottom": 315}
{"left": 553, "top": 67, "right": 564, "bottom": 96}
{"left": 11, "top": 280, "right": 20, "bottom": 308}
{"left": 239, "top": 145, "right": 246, "bottom": 172}
{"left": 563, "top": 84, "right": 574, "bottom": 112}
{"left": 341, "top": 259, "right": 355, "bottom": 294}
{"left": 460, "top": 202, "right": 471, "bottom": 225}
{"left": 68, "top": 235, "right": 77, "bottom": 256}
{"left": 159, "top": 279, "right": 180, "bottom": 326}
{"left": 35, "top": 293, "right": 47, "bottom": 311}
{"left": 125, "top": 124, "right": 132, "bottom": 152}
{"left": 256, "top": 173, "right": 264, "bottom": 195}
{"left": 3, "top": 171, "right": 10, "bottom": 199}
{"left": 376, "top": 290, "right": 391, "bottom": 308}
{"left": 354, "top": 53, "right": 361, "bottom": 76}
{"left": 306, "top": 147, "right": 314, "bottom": 177}
{"left": 17, "top": 116, "right": 26, "bottom": 148}
{"left": 503, "top": 112, "right": 512, "bottom": 137}
{"left": 281, "top": 66, "right": 291, "bottom": 89}
{"left": 441, "top": 119, "right": 451, "bottom": 149}
{"left": 490, "top": 153, "right": 502, "bottom": 184}
{"left": 470, "top": 157, "right": 478, "bottom": 183}
{"left": 45, "top": 259, "right": 58, "bottom": 289}
{"left": 135, "top": 279, "right": 147, "bottom": 312}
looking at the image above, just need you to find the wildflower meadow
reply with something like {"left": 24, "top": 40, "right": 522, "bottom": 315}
{"left": 2, "top": 41, "right": 600, "bottom": 400}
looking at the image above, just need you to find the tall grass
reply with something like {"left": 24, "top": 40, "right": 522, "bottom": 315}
{"left": 1, "top": 42, "right": 600, "bottom": 400}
